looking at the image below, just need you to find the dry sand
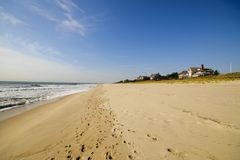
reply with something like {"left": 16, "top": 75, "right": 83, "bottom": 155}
{"left": 0, "top": 81, "right": 240, "bottom": 160}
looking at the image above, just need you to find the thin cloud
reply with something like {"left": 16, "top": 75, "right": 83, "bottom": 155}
{"left": 31, "top": 1, "right": 86, "bottom": 36}
{"left": 55, "top": 0, "right": 79, "bottom": 13}
{"left": 0, "top": 10, "right": 25, "bottom": 26}
{"left": 0, "top": 34, "right": 61, "bottom": 57}
{"left": 24, "top": 41, "right": 61, "bottom": 56}
{"left": 31, "top": 5, "right": 58, "bottom": 22}
{"left": 55, "top": 0, "right": 86, "bottom": 36}
{"left": 60, "top": 13, "right": 85, "bottom": 36}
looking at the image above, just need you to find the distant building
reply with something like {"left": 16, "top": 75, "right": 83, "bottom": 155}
{"left": 150, "top": 73, "right": 161, "bottom": 80}
{"left": 189, "top": 64, "right": 214, "bottom": 77}
{"left": 188, "top": 67, "right": 201, "bottom": 77}
{"left": 179, "top": 64, "right": 214, "bottom": 78}
{"left": 178, "top": 71, "right": 188, "bottom": 79}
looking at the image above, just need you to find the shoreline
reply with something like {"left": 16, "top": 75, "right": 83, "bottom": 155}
{"left": 1, "top": 80, "right": 237, "bottom": 122}
{"left": 0, "top": 82, "right": 240, "bottom": 159}
{"left": 0, "top": 86, "right": 97, "bottom": 122}
{"left": 0, "top": 97, "right": 60, "bottom": 122}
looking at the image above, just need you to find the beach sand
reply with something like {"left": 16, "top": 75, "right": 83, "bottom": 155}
{"left": 0, "top": 81, "right": 240, "bottom": 160}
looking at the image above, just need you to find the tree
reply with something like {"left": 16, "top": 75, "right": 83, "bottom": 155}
{"left": 166, "top": 72, "right": 178, "bottom": 79}
{"left": 214, "top": 70, "right": 219, "bottom": 75}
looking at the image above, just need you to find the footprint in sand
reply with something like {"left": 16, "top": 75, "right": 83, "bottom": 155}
{"left": 147, "top": 134, "right": 158, "bottom": 141}
{"left": 152, "top": 137, "right": 157, "bottom": 141}
{"left": 128, "top": 155, "right": 133, "bottom": 159}
{"left": 81, "top": 144, "right": 85, "bottom": 152}
{"left": 166, "top": 148, "right": 185, "bottom": 159}
{"left": 127, "top": 129, "right": 136, "bottom": 133}
{"left": 105, "top": 152, "right": 113, "bottom": 160}
{"left": 80, "top": 131, "right": 84, "bottom": 136}
{"left": 167, "top": 148, "right": 172, "bottom": 152}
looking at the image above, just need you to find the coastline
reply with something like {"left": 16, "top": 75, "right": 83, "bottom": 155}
{"left": 0, "top": 82, "right": 240, "bottom": 159}
{"left": 0, "top": 86, "right": 96, "bottom": 122}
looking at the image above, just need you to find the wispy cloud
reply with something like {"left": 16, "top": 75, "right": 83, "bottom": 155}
{"left": 23, "top": 41, "right": 61, "bottom": 56}
{"left": 55, "top": 0, "right": 79, "bottom": 13}
{"left": 0, "top": 34, "right": 61, "bottom": 57}
{"left": 0, "top": 10, "right": 25, "bottom": 26}
{"left": 31, "top": 0, "right": 87, "bottom": 36}
{"left": 31, "top": 5, "right": 58, "bottom": 22}
{"left": 60, "top": 13, "right": 85, "bottom": 36}
{"left": 55, "top": 0, "right": 86, "bottom": 36}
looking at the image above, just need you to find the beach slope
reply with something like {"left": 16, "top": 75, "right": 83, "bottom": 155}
{"left": 0, "top": 86, "right": 131, "bottom": 160}
{"left": 0, "top": 82, "right": 240, "bottom": 160}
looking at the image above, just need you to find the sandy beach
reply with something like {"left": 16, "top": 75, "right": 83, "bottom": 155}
{"left": 0, "top": 81, "right": 240, "bottom": 160}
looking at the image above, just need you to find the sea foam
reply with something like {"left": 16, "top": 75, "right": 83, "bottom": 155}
{"left": 0, "top": 81, "right": 96, "bottom": 111}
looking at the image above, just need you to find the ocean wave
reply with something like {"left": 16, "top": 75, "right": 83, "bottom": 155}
{"left": 0, "top": 100, "right": 27, "bottom": 110}
{"left": 0, "top": 97, "right": 43, "bottom": 111}
{"left": 30, "top": 84, "right": 43, "bottom": 87}
{"left": 0, "top": 82, "right": 97, "bottom": 111}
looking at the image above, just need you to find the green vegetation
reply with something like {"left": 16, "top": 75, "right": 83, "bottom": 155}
{"left": 118, "top": 72, "right": 240, "bottom": 84}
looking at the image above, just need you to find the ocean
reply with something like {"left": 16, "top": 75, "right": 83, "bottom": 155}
{"left": 0, "top": 81, "right": 96, "bottom": 112}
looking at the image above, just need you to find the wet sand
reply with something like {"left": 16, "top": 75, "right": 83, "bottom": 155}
{"left": 0, "top": 81, "right": 240, "bottom": 160}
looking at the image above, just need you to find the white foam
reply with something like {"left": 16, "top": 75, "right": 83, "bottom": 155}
{"left": 0, "top": 83, "right": 97, "bottom": 112}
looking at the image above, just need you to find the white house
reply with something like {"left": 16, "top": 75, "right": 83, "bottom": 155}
{"left": 179, "top": 64, "right": 214, "bottom": 78}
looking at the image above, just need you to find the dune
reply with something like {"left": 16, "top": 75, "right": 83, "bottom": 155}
{"left": 0, "top": 81, "right": 240, "bottom": 160}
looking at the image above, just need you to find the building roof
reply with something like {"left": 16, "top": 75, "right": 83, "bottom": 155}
{"left": 189, "top": 67, "right": 200, "bottom": 70}
{"left": 179, "top": 70, "right": 188, "bottom": 74}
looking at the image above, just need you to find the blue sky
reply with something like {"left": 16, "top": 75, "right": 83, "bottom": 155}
{"left": 0, "top": 0, "right": 240, "bottom": 82}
